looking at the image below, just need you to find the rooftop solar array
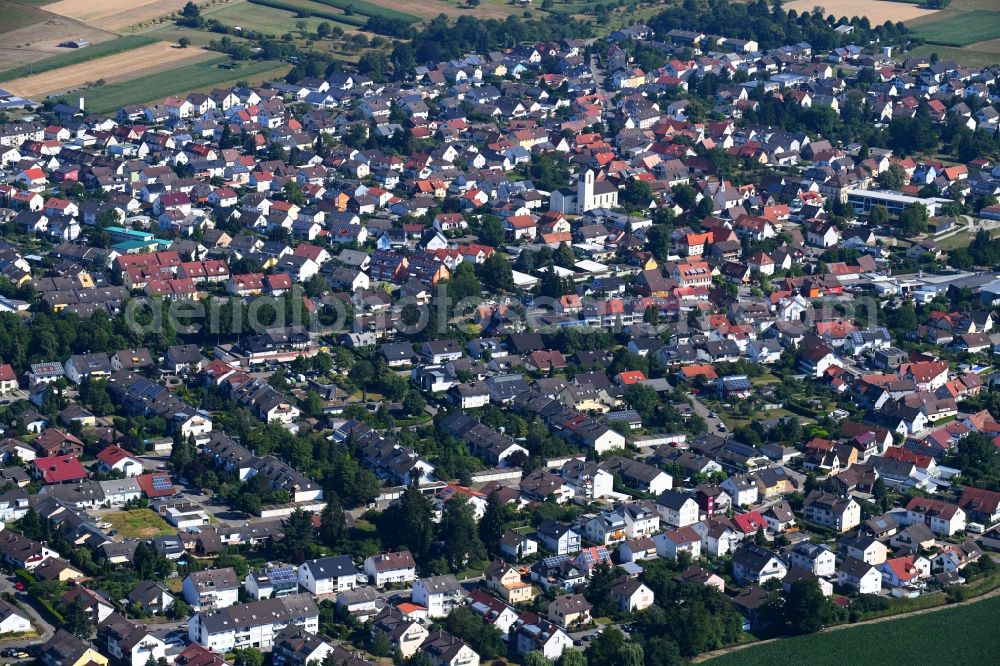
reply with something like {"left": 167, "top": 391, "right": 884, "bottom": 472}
{"left": 578, "top": 546, "right": 609, "bottom": 567}
{"left": 542, "top": 554, "right": 570, "bottom": 569}
{"left": 267, "top": 567, "right": 298, "bottom": 586}
{"left": 130, "top": 377, "right": 166, "bottom": 401}
{"left": 722, "top": 375, "right": 752, "bottom": 391}
{"left": 150, "top": 475, "right": 173, "bottom": 491}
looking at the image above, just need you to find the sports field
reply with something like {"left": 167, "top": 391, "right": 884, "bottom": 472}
{"left": 703, "top": 595, "right": 1000, "bottom": 666}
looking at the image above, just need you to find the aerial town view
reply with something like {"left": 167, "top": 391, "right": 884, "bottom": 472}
{"left": 0, "top": 0, "right": 998, "bottom": 664}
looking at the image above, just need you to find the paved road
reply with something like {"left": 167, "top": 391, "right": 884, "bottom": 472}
{"left": 589, "top": 54, "right": 606, "bottom": 94}
{"left": 0, "top": 574, "right": 54, "bottom": 651}
{"left": 689, "top": 394, "right": 726, "bottom": 434}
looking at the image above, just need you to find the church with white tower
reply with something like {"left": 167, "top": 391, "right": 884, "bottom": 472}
{"left": 549, "top": 168, "right": 619, "bottom": 215}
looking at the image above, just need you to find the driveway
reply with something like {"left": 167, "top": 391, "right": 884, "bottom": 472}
{"left": 0, "top": 574, "right": 54, "bottom": 650}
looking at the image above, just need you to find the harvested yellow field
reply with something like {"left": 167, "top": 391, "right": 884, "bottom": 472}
{"left": 783, "top": 0, "right": 938, "bottom": 23}
{"left": 46, "top": 0, "right": 200, "bottom": 31}
{"left": 376, "top": 0, "right": 516, "bottom": 20}
{"left": 3, "top": 42, "right": 211, "bottom": 98}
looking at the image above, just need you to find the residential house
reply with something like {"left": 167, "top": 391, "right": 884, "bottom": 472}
{"left": 535, "top": 520, "right": 581, "bottom": 556}
{"left": 420, "top": 631, "right": 480, "bottom": 666}
{"left": 298, "top": 556, "right": 360, "bottom": 595}
{"left": 904, "top": 497, "right": 966, "bottom": 536}
{"left": 732, "top": 544, "right": 787, "bottom": 586}
{"left": 837, "top": 557, "right": 882, "bottom": 594}
{"left": 655, "top": 490, "right": 700, "bottom": 527}
{"left": 547, "top": 594, "right": 591, "bottom": 629}
{"left": 364, "top": 551, "right": 417, "bottom": 588}
{"left": 182, "top": 568, "right": 240, "bottom": 611}
{"left": 412, "top": 575, "right": 465, "bottom": 619}
{"left": 610, "top": 579, "right": 655, "bottom": 612}
{"left": 188, "top": 594, "right": 319, "bottom": 652}
{"left": 98, "top": 613, "right": 167, "bottom": 666}
{"left": 371, "top": 606, "right": 429, "bottom": 658}
{"left": 654, "top": 526, "right": 702, "bottom": 561}
{"left": 802, "top": 491, "right": 861, "bottom": 532}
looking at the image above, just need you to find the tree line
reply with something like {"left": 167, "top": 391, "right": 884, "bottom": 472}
{"left": 648, "top": 0, "right": 907, "bottom": 52}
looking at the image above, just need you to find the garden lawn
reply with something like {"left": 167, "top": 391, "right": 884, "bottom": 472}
{"left": 105, "top": 508, "right": 176, "bottom": 538}
{"left": 703, "top": 595, "right": 1000, "bottom": 666}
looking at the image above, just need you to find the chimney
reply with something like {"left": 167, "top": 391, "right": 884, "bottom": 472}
{"left": 79, "top": 97, "right": 85, "bottom": 111}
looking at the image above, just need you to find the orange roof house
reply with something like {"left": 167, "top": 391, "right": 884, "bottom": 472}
{"left": 617, "top": 370, "right": 647, "bottom": 385}
{"left": 678, "top": 364, "right": 718, "bottom": 381}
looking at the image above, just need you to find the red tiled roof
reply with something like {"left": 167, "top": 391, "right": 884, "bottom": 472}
{"left": 33, "top": 456, "right": 87, "bottom": 484}
{"left": 96, "top": 444, "right": 137, "bottom": 467}
{"left": 732, "top": 510, "right": 766, "bottom": 534}
{"left": 0, "top": 364, "right": 16, "bottom": 382}
{"left": 137, "top": 472, "right": 175, "bottom": 498}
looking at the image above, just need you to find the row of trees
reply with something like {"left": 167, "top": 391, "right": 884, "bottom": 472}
{"left": 393, "top": 14, "right": 594, "bottom": 72}
{"left": 649, "top": 0, "right": 906, "bottom": 52}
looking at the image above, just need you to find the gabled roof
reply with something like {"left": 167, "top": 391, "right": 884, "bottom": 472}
{"left": 33, "top": 456, "right": 87, "bottom": 483}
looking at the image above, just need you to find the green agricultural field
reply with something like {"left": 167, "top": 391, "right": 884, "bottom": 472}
{"left": 909, "top": 43, "right": 1000, "bottom": 67}
{"left": 545, "top": 0, "right": 644, "bottom": 14}
{"left": 0, "top": 35, "right": 159, "bottom": 83}
{"left": 57, "top": 57, "right": 288, "bottom": 114}
{"left": 210, "top": 3, "right": 329, "bottom": 36}
{"left": 910, "top": 9, "right": 1000, "bottom": 46}
{"left": 703, "top": 596, "right": 1000, "bottom": 666}
{"left": 309, "top": 0, "right": 418, "bottom": 23}
{"left": 247, "top": 0, "right": 368, "bottom": 28}
{"left": 0, "top": 0, "right": 49, "bottom": 33}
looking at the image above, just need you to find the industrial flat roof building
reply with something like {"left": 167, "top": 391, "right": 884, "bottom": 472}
{"left": 846, "top": 188, "right": 949, "bottom": 217}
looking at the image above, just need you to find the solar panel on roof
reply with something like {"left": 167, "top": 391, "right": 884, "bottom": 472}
{"left": 542, "top": 555, "right": 570, "bottom": 569}
{"left": 268, "top": 567, "right": 297, "bottom": 585}
{"left": 150, "top": 475, "right": 173, "bottom": 491}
